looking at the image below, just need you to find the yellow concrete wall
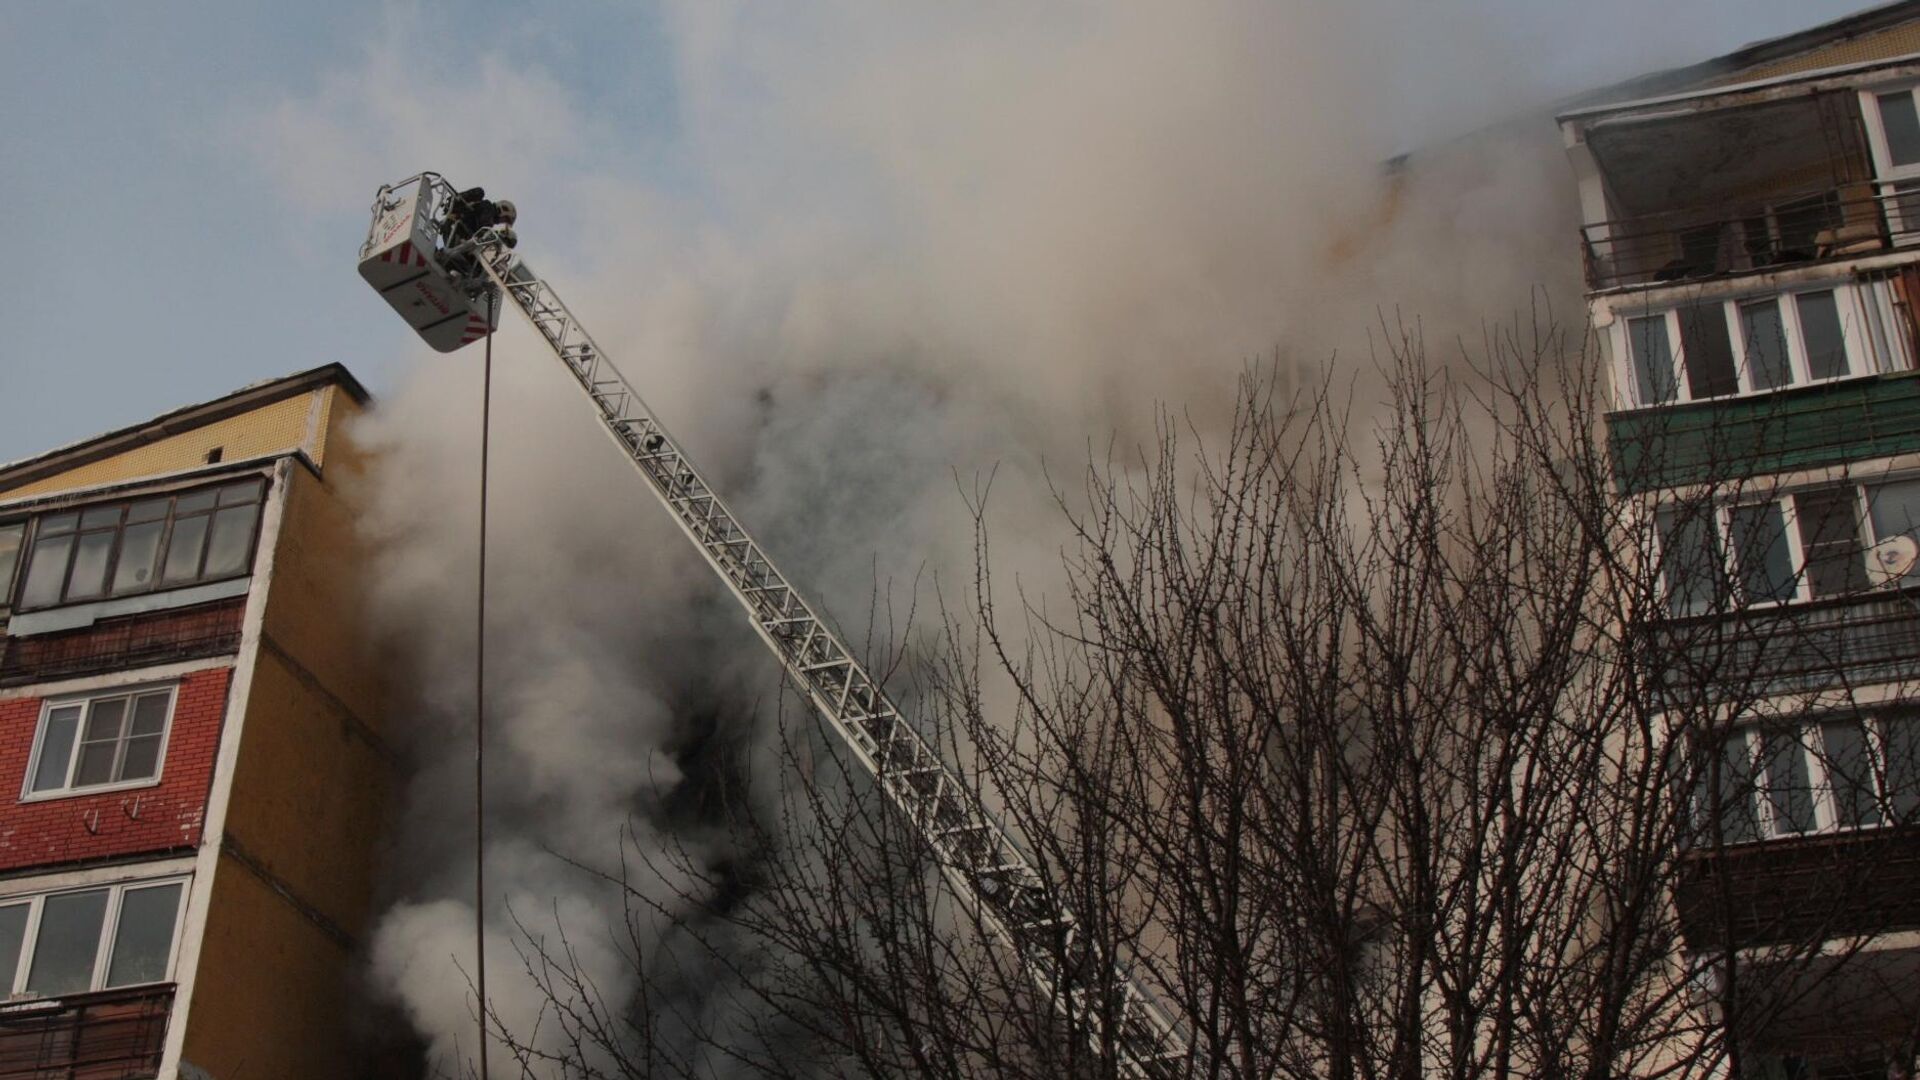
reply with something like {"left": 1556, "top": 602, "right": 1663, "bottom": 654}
{"left": 177, "top": 848, "right": 367, "bottom": 1080}
{"left": 5, "top": 387, "right": 336, "bottom": 499}
{"left": 177, "top": 417, "right": 395, "bottom": 1079}
{"left": 1708, "top": 21, "right": 1920, "bottom": 89}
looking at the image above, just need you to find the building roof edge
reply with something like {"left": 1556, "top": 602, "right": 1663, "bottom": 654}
{"left": 0, "top": 364, "right": 371, "bottom": 495}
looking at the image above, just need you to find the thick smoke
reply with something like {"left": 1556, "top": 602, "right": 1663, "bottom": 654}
{"left": 238, "top": 0, "right": 1703, "bottom": 1072}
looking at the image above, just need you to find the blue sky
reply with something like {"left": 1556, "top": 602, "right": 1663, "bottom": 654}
{"left": 0, "top": 0, "right": 1886, "bottom": 463}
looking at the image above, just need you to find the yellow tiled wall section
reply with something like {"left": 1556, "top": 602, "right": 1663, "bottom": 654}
{"left": 1708, "top": 23, "right": 1920, "bottom": 88}
{"left": 4, "top": 388, "right": 337, "bottom": 498}
{"left": 315, "top": 387, "right": 366, "bottom": 462}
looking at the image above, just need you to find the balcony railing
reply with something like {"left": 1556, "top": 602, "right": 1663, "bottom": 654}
{"left": 1580, "top": 182, "right": 1920, "bottom": 292}
{"left": 1646, "top": 590, "right": 1920, "bottom": 699}
{"left": 0, "top": 599, "right": 244, "bottom": 687}
{"left": 0, "top": 984, "right": 173, "bottom": 1080}
{"left": 1674, "top": 828, "right": 1920, "bottom": 948}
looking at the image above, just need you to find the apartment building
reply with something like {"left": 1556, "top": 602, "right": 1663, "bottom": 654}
{"left": 0, "top": 365, "right": 390, "bottom": 1079}
{"left": 1559, "top": 4, "right": 1920, "bottom": 1076}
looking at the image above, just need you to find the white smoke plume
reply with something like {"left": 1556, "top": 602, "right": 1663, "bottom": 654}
{"left": 232, "top": 0, "right": 1769, "bottom": 1072}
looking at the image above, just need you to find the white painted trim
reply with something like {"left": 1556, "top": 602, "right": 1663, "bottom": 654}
{"left": 1588, "top": 246, "right": 1920, "bottom": 307}
{"left": 0, "top": 658, "right": 229, "bottom": 703}
{"left": 156, "top": 457, "right": 291, "bottom": 1078}
{"left": 0, "top": 856, "right": 195, "bottom": 894}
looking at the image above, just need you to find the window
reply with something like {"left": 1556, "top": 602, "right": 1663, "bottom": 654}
{"left": 0, "top": 879, "right": 186, "bottom": 998}
{"left": 1866, "top": 87, "right": 1920, "bottom": 241}
{"left": 1862, "top": 477, "right": 1920, "bottom": 587}
{"left": 1689, "top": 712, "right": 1920, "bottom": 845}
{"left": 15, "top": 479, "right": 263, "bottom": 611}
{"left": 0, "top": 522, "right": 22, "bottom": 615}
{"left": 1656, "top": 485, "right": 1873, "bottom": 611}
{"left": 1727, "top": 500, "right": 1797, "bottom": 604}
{"left": 24, "top": 687, "right": 173, "bottom": 800}
{"left": 1655, "top": 504, "right": 1725, "bottom": 616}
{"left": 1876, "top": 89, "right": 1920, "bottom": 168}
{"left": 1616, "top": 289, "right": 1864, "bottom": 408}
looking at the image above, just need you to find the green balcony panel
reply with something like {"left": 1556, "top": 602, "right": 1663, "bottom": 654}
{"left": 1609, "top": 373, "right": 1920, "bottom": 493}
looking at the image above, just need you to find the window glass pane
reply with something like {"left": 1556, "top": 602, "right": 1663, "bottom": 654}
{"left": 1819, "top": 719, "right": 1881, "bottom": 828}
{"left": 118, "top": 736, "right": 162, "bottom": 783}
{"left": 1730, "top": 502, "right": 1797, "bottom": 603}
{"left": 216, "top": 480, "right": 262, "bottom": 506}
{"left": 104, "top": 884, "right": 181, "bottom": 988}
{"left": 1868, "top": 479, "right": 1920, "bottom": 584}
{"left": 125, "top": 499, "right": 169, "bottom": 525}
{"left": 1881, "top": 90, "right": 1920, "bottom": 167}
{"left": 1762, "top": 727, "right": 1817, "bottom": 835}
{"left": 160, "top": 516, "right": 208, "bottom": 585}
{"left": 111, "top": 521, "right": 164, "bottom": 594}
{"left": 1797, "top": 291, "right": 1851, "bottom": 380}
{"left": 1695, "top": 734, "right": 1761, "bottom": 844}
{"left": 64, "top": 530, "right": 114, "bottom": 601}
{"left": 128, "top": 693, "right": 168, "bottom": 739}
{"left": 1794, "top": 488, "right": 1868, "bottom": 598}
{"left": 1739, "top": 299, "right": 1792, "bottom": 390}
{"left": 117, "top": 694, "right": 169, "bottom": 781}
{"left": 19, "top": 535, "right": 73, "bottom": 608}
{"left": 173, "top": 490, "right": 216, "bottom": 514}
{"left": 1657, "top": 506, "right": 1724, "bottom": 615}
{"left": 30, "top": 706, "right": 81, "bottom": 794}
{"left": 74, "top": 699, "right": 126, "bottom": 787}
{"left": 1885, "top": 714, "right": 1920, "bottom": 821}
{"left": 1629, "top": 316, "right": 1677, "bottom": 406}
{"left": 201, "top": 506, "right": 257, "bottom": 579}
{"left": 77, "top": 507, "right": 120, "bottom": 530}
{"left": 0, "top": 904, "right": 27, "bottom": 993}
{"left": 36, "top": 513, "right": 76, "bottom": 537}
{"left": 0, "top": 524, "right": 22, "bottom": 605}
{"left": 25, "top": 890, "right": 107, "bottom": 996}
{"left": 1678, "top": 303, "right": 1739, "bottom": 399}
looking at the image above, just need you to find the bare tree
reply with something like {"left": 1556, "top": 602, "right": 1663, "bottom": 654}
{"left": 481, "top": 317, "right": 1920, "bottom": 1079}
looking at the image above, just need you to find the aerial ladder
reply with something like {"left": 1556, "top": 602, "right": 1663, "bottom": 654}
{"left": 358, "top": 173, "right": 1188, "bottom": 1076}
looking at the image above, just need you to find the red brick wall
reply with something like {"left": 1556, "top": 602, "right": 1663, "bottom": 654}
{"left": 0, "top": 668, "right": 229, "bottom": 872}
{"left": 0, "top": 599, "right": 245, "bottom": 687}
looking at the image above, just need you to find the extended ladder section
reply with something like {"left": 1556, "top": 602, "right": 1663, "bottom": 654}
{"left": 363, "top": 172, "right": 1185, "bottom": 1075}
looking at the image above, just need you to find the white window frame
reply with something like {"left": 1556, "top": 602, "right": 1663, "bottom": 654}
{"left": 0, "top": 876, "right": 189, "bottom": 999}
{"left": 1653, "top": 480, "right": 1895, "bottom": 612}
{"left": 1616, "top": 286, "right": 1870, "bottom": 409}
{"left": 21, "top": 684, "right": 176, "bottom": 803}
{"left": 1723, "top": 714, "right": 1914, "bottom": 841}
{"left": 1719, "top": 494, "right": 1813, "bottom": 608}
{"left": 1860, "top": 83, "right": 1920, "bottom": 242}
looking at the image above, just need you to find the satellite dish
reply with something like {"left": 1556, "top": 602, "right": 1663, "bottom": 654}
{"left": 1867, "top": 534, "right": 1920, "bottom": 587}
